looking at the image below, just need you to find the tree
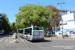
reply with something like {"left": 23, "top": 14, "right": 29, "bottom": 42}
{"left": 15, "top": 21, "right": 25, "bottom": 29}
{"left": 0, "top": 13, "right": 11, "bottom": 33}
{"left": 46, "top": 5, "right": 60, "bottom": 30}
{"left": 10, "top": 23, "right": 14, "bottom": 29}
{"left": 46, "top": 5, "right": 59, "bottom": 13}
{"left": 16, "top": 4, "right": 56, "bottom": 30}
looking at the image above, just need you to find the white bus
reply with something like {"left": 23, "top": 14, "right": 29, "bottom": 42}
{"left": 19, "top": 26, "right": 44, "bottom": 41}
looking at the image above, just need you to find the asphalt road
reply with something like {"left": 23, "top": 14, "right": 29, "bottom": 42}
{"left": 0, "top": 34, "right": 75, "bottom": 50}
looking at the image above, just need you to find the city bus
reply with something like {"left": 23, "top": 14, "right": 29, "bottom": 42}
{"left": 19, "top": 26, "right": 44, "bottom": 41}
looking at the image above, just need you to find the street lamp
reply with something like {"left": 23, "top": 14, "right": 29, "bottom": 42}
{"left": 57, "top": 2, "right": 65, "bottom": 38}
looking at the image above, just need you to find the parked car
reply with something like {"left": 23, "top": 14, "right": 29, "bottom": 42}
{"left": 44, "top": 29, "right": 54, "bottom": 37}
{"left": 55, "top": 30, "right": 69, "bottom": 37}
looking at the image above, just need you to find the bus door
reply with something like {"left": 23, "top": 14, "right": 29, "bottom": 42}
{"left": 24, "top": 28, "right": 32, "bottom": 39}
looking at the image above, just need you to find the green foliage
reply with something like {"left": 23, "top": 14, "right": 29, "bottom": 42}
{"left": 1, "top": 13, "right": 10, "bottom": 30}
{"left": 0, "top": 13, "right": 11, "bottom": 33}
{"left": 15, "top": 22, "right": 25, "bottom": 29}
{"left": 10, "top": 23, "right": 14, "bottom": 29}
{"left": 16, "top": 4, "right": 56, "bottom": 29}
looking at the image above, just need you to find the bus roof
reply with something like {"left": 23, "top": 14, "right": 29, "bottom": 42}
{"left": 19, "top": 27, "right": 32, "bottom": 30}
{"left": 19, "top": 26, "right": 44, "bottom": 30}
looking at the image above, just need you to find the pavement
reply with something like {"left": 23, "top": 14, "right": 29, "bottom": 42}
{"left": 0, "top": 34, "right": 75, "bottom": 50}
{"left": 45, "top": 37, "right": 75, "bottom": 40}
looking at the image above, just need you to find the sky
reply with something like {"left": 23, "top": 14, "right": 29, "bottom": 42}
{"left": 0, "top": 0, "right": 75, "bottom": 23}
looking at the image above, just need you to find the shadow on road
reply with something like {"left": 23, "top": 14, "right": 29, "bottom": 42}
{"left": 0, "top": 33, "right": 13, "bottom": 38}
{"left": 31, "top": 40, "right": 52, "bottom": 43}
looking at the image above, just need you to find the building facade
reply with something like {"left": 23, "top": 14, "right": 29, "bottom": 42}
{"left": 55, "top": 10, "right": 75, "bottom": 37}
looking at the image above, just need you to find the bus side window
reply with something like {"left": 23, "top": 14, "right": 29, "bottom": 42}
{"left": 25, "top": 29, "right": 29, "bottom": 34}
{"left": 19, "top": 30, "right": 23, "bottom": 34}
{"left": 25, "top": 28, "right": 32, "bottom": 35}
{"left": 25, "top": 29, "right": 30, "bottom": 35}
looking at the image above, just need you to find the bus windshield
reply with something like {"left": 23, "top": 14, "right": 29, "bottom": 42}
{"left": 33, "top": 27, "right": 43, "bottom": 30}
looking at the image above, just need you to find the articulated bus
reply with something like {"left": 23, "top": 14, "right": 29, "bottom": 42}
{"left": 19, "top": 26, "right": 44, "bottom": 41}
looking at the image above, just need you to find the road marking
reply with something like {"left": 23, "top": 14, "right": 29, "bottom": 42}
{"left": 0, "top": 38, "right": 5, "bottom": 42}
{"left": 5, "top": 39, "right": 9, "bottom": 42}
{"left": 18, "top": 37, "right": 25, "bottom": 42}
{"left": 52, "top": 45, "right": 74, "bottom": 49}
{"left": 17, "top": 35, "right": 25, "bottom": 42}
{"left": 20, "top": 38, "right": 25, "bottom": 42}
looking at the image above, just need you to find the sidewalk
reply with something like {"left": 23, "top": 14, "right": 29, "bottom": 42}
{"left": 45, "top": 37, "right": 75, "bottom": 40}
